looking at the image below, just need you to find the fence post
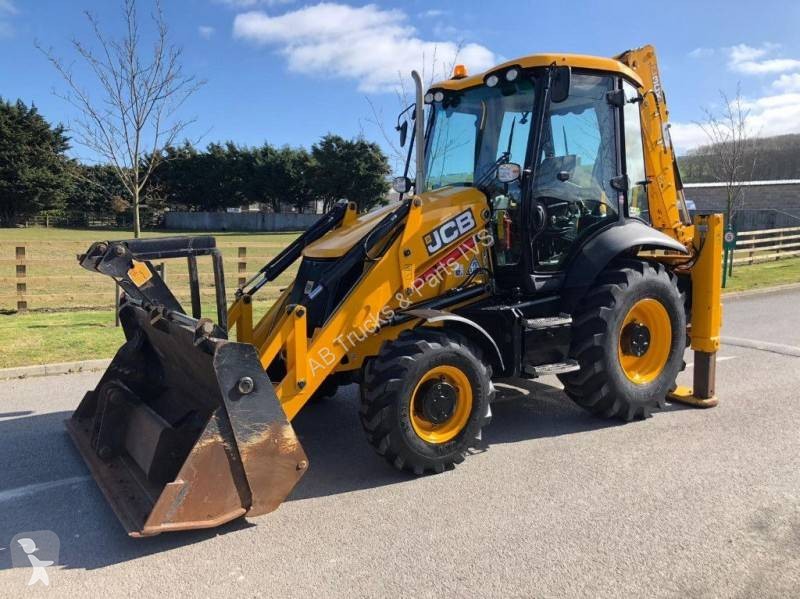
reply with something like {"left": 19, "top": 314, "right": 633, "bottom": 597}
{"left": 114, "top": 285, "right": 121, "bottom": 327}
{"left": 776, "top": 230, "right": 783, "bottom": 261}
{"left": 238, "top": 247, "right": 247, "bottom": 287}
{"left": 15, "top": 246, "right": 27, "bottom": 311}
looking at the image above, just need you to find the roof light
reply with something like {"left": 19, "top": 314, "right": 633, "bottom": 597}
{"left": 505, "top": 68, "right": 519, "bottom": 82}
{"left": 433, "top": 91, "right": 445, "bottom": 102}
{"left": 486, "top": 74, "right": 499, "bottom": 88}
{"left": 452, "top": 64, "right": 468, "bottom": 79}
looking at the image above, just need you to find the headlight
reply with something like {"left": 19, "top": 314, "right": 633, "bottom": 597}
{"left": 505, "top": 68, "right": 519, "bottom": 82}
{"left": 486, "top": 74, "right": 499, "bottom": 88}
{"left": 424, "top": 92, "right": 434, "bottom": 104}
{"left": 433, "top": 91, "right": 445, "bottom": 102}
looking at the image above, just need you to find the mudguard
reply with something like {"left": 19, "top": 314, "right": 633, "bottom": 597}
{"left": 561, "top": 219, "right": 688, "bottom": 311}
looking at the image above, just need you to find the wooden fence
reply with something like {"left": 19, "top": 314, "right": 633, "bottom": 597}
{"left": 1, "top": 240, "right": 298, "bottom": 314}
{"left": 732, "top": 225, "right": 800, "bottom": 265}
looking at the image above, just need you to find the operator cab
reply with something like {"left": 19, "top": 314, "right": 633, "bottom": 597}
{"left": 415, "top": 60, "right": 652, "bottom": 295}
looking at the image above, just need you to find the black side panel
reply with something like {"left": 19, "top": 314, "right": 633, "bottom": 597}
{"left": 560, "top": 219, "right": 687, "bottom": 312}
{"left": 288, "top": 257, "right": 363, "bottom": 334}
{"left": 456, "top": 294, "right": 562, "bottom": 377}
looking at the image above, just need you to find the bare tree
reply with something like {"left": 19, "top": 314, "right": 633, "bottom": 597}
{"left": 697, "top": 86, "right": 758, "bottom": 226}
{"left": 364, "top": 44, "right": 464, "bottom": 175}
{"left": 39, "top": 0, "right": 204, "bottom": 237}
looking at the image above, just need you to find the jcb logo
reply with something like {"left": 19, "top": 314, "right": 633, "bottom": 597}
{"left": 424, "top": 209, "right": 476, "bottom": 255}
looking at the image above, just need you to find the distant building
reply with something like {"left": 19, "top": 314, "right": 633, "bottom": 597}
{"left": 683, "top": 180, "right": 800, "bottom": 230}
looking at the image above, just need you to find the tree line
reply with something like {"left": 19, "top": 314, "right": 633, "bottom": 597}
{"left": 0, "top": 97, "right": 391, "bottom": 227}
{"left": 678, "top": 134, "right": 800, "bottom": 183}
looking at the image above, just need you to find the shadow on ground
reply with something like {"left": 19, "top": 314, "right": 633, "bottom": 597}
{"left": 0, "top": 379, "right": 645, "bottom": 570}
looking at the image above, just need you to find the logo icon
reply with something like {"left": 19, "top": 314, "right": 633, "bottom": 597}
{"left": 424, "top": 209, "right": 476, "bottom": 255}
{"left": 10, "top": 531, "right": 59, "bottom": 586}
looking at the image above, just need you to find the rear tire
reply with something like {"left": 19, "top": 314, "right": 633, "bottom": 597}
{"left": 559, "top": 260, "right": 686, "bottom": 421}
{"left": 360, "top": 328, "right": 493, "bottom": 475}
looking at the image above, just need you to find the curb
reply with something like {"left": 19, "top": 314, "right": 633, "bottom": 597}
{"left": 0, "top": 358, "right": 111, "bottom": 381}
{"left": 723, "top": 282, "right": 800, "bottom": 299}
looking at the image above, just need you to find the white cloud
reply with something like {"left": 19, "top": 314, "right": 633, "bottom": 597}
{"left": 771, "top": 73, "right": 800, "bottom": 93}
{"left": 688, "top": 47, "right": 714, "bottom": 59}
{"left": 232, "top": 3, "right": 497, "bottom": 93}
{"left": 419, "top": 9, "right": 448, "bottom": 18}
{"left": 198, "top": 25, "right": 216, "bottom": 39}
{"left": 727, "top": 43, "right": 800, "bottom": 75}
{"left": 0, "top": 0, "right": 16, "bottom": 38}
{"left": 672, "top": 89, "right": 800, "bottom": 154}
{"left": 669, "top": 122, "right": 709, "bottom": 154}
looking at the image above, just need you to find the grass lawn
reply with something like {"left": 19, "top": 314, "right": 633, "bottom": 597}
{"left": 724, "top": 257, "right": 800, "bottom": 292}
{"left": 1, "top": 226, "right": 799, "bottom": 369}
{"left": 0, "top": 309, "right": 123, "bottom": 369}
{"left": 1, "top": 226, "right": 299, "bottom": 311}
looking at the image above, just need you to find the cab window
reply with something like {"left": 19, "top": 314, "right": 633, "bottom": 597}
{"left": 530, "top": 74, "right": 619, "bottom": 272}
{"left": 622, "top": 81, "right": 649, "bottom": 222}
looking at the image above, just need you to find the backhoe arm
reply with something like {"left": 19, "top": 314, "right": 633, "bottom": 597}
{"left": 616, "top": 45, "right": 694, "bottom": 246}
{"left": 617, "top": 45, "right": 722, "bottom": 407}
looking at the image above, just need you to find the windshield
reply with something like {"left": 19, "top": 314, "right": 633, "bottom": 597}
{"left": 424, "top": 78, "right": 536, "bottom": 190}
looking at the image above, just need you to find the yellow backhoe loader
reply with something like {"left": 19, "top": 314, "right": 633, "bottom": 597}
{"left": 70, "top": 45, "right": 722, "bottom": 536}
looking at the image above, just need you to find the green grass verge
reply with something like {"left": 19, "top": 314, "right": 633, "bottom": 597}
{"left": 0, "top": 309, "right": 124, "bottom": 369}
{"left": 724, "top": 257, "right": 800, "bottom": 292}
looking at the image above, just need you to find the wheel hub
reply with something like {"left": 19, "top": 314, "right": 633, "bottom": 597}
{"left": 417, "top": 378, "right": 458, "bottom": 424}
{"left": 621, "top": 322, "right": 651, "bottom": 357}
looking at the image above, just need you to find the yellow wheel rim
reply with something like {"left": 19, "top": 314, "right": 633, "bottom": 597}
{"left": 618, "top": 298, "right": 672, "bottom": 385}
{"left": 410, "top": 365, "right": 473, "bottom": 444}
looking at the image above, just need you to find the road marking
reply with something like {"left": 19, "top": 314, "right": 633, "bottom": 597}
{"left": 0, "top": 476, "right": 91, "bottom": 503}
{"left": 685, "top": 356, "right": 737, "bottom": 368}
{"left": 721, "top": 336, "right": 800, "bottom": 357}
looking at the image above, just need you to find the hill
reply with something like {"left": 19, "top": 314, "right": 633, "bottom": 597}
{"left": 678, "top": 134, "right": 800, "bottom": 183}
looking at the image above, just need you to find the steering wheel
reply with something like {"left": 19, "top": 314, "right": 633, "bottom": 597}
{"left": 530, "top": 200, "right": 548, "bottom": 235}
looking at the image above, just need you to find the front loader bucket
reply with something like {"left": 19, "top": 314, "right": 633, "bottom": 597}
{"left": 68, "top": 304, "right": 307, "bottom": 536}
{"left": 67, "top": 238, "right": 308, "bottom": 536}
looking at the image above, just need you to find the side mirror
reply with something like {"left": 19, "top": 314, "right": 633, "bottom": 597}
{"left": 396, "top": 120, "right": 408, "bottom": 148}
{"left": 551, "top": 66, "right": 571, "bottom": 104}
{"left": 392, "top": 176, "right": 412, "bottom": 194}
{"left": 497, "top": 163, "right": 521, "bottom": 183}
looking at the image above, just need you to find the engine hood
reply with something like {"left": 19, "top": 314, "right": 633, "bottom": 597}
{"left": 302, "top": 187, "right": 488, "bottom": 259}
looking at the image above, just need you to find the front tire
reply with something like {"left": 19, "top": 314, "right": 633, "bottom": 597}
{"left": 360, "top": 328, "right": 493, "bottom": 475}
{"left": 559, "top": 260, "right": 686, "bottom": 421}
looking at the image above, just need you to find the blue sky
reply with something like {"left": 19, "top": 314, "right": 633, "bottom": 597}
{"left": 2, "top": 0, "right": 800, "bottom": 168}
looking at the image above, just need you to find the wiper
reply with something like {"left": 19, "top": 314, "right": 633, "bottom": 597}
{"left": 475, "top": 151, "right": 510, "bottom": 189}
{"left": 475, "top": 116, "right": 516, "bottom": 189}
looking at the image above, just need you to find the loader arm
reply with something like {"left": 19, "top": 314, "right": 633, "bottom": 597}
{"left": 228, "top": 192, "right": 492, "bottom": 421}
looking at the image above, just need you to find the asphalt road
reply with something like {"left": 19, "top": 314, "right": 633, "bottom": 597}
{"left": 1, "top": 288, "right": 799, "bottom": 598}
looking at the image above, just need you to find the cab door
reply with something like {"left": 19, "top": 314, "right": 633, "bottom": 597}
{"left": 527, "top": 73, "right": 622, "bottom": 274}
